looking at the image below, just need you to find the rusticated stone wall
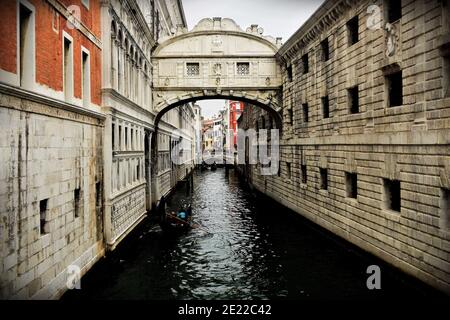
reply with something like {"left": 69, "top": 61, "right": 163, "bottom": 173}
{"left": 245, "top": 0, "right": 450, "bottom": 293}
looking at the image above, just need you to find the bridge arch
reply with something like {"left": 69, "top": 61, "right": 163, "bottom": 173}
{"left": 152, "top": 17, "right": 284, "bottom": 118}
{"left": 154, "top": 92, "right": 282, "bottom": 130}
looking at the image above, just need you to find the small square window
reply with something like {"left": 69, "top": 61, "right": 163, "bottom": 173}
{"left": 347, "top": 16, "right": 359, "bottom": 46}
{"left": 386, "top": 70, "right": 403, "bottom": 107}
{"left": 287, "top": 108, "right": 294, "bottom": 125}
{"left": 383, "top": 179, "right": 401, "bottom": 212}
{"left": 286, "top": 64, "right": 293, "bottom": 82}
{"left": 40, "top": 199, "right": 49, "bottom": 235}
{"left": 186, "top": 63, "right": 200, "bottom": 76}
{"left": 321, "top": 38, "right": 330, "bottom": 61}
{"left": 302, "top": 103, "right": 309, "bottom": 123}
{"left": 345, "top": 172, "right": 358, "bottom": 199}
{"left": 440, "top": 188, "right": 450, "bottom": 229}
{"left": 320, "top": 168, "right": 328, "bottom": 190}
{"left": 322, "top": 96, "right": 330, "bottom": 119}
{"left": 74, "top": 188, "right": 81, "bottom": 218}
{"left": 301, "top": 165, "right": 307, "bottom": 184}
{"left": 444, "top": 56, "right": 450, "bottom": 98}
{"left": 302, "top": 53, "right": 309, "bottom": 74}
{"left": 237, "top": 62, "right": 250, "bottom": 75}
{"left": 386, "top": 0, "right": 401, "bottom": 23}
{"left": 286, "top": 162, "right": 291, "bottom": 180}
{"left": 348, "top": 86, "right": 359, "bottom": 114}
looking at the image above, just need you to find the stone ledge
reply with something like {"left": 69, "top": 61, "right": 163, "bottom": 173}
{"left": 0, "top": 83, "right": 105, "bottom": 124}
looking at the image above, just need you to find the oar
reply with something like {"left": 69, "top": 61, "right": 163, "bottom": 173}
{"left": 166, "top": 213, "right": 192, "bottom": 227}
{"left": 167, "top": 213, "right": 213, "bottom": 235}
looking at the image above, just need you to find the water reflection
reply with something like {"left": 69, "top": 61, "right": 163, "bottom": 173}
{"left": 63, "top": 169, "right": 441, "bottom": 300}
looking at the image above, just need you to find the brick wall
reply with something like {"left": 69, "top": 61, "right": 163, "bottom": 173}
{"left": 0, "top": 0, "right": 102, "bottom": 106}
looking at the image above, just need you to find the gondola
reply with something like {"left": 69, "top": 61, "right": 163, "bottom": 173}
{"left": 157, "top": 196, "right": 193, "bottom": 234}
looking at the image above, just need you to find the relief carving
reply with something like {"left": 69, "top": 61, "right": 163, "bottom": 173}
{"left": 213, "top": 63, "right": 222, "bottom": 76}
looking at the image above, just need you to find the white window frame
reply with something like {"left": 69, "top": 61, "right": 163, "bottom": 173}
{"left": 62, "top": 31, "right": 74, "bottom": 102}
{"left": 81, "top": 46, "right": 91, "bottom": 107}
{"left": 17, "top": 0, "right": 36, "bottom": 89}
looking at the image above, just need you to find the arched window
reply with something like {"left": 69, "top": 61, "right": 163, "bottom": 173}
{"left": 124, "top": 38, "right": 130, "bottom": 96}
{"left": 111, "top": 21, "right": 117, "bottom": 89}
{"left": 117, "top": 30, "right": 123, "bottom": 92}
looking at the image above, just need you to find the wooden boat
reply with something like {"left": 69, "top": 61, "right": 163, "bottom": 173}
{"left": 157, "top": 196, "right": 193, "bottom": 234}
{"left": 160, "top": 213, "right": 192, "bottom": 234}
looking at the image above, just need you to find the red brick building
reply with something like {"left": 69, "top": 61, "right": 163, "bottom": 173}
{"left": 228, "top": 101, "right": 244, "bottom": 147}
{"left": 0, "top": 0, "right": 102, "bottom": 106}
{"left": 0, "top": 0, "right": 104, "bottom": 299}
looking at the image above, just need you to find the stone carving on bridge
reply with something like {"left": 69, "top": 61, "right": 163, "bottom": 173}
{"left": 211, "top": 35, "right": 224, "bottom": 52}
{"left": 213, "top": 63, "right": 222, "bottom": 76}
{"left": 153, "top": 17, "right": 283, "bottom": 114}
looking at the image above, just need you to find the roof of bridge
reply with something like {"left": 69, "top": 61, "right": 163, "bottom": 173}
{"left": 153, "top": 17, "right": 283, "bottom": 57}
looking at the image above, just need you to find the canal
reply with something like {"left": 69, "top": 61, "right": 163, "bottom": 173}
{"left": 63, "top": 168, "right": 441, "bottom": 300}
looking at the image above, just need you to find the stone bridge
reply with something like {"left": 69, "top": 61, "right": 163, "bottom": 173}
{"left": 152, "top": 17, "right": 284, "bottom": 127}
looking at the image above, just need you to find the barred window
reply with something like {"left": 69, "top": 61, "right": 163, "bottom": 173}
{"left": 186, "top": 63, "right": 200, "bottom": 76}
{"left": 237, "top": 62, "right": 250, "bottom": 75}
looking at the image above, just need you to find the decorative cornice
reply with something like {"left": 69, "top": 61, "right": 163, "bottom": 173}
{"left": 277, "top": 0, "right": 357, "bottom": 64}
{"left": 103, "top": 87, "right": 156, "bottom": 121}
{"left": 0, "top": 83, "right": 105, "bottom": 123}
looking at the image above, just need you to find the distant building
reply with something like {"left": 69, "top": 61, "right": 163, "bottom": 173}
{"left": 228, "top": 101, "right": 245, "bottom": 148}
{"left": 192, "top": 104, "right": 203, "bottom": 165}
{"left": 212, "top": 114, "right": 223, "bottom": 153}
{"left": 202, "top": 118, "right": 214, "bottom": 155}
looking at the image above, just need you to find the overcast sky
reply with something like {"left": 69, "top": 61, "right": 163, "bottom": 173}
{"left": 182, "top": 0, "right": 325, "bottom": 119}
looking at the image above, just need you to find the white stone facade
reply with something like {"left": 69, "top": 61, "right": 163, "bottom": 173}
{"left": 101, "top": 0, "right": 154, "bottom": 250}
{"left": 0, "top": 87, "right": 105, "bottom": 299}
{"left": 152, "top": 18, "right": 283, "bottom": 114}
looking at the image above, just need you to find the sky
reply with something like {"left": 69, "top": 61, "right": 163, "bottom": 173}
{"left": 182, "top": 0, "right": 325, "bottom": 119}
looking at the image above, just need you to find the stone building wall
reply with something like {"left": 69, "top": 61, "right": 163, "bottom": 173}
{"left": 0, "top": 92, "right": 104, "bottom": 299}
{"left": 101, "top": 0, "right": 155, "bottom": 250}
{"left": 245, "top": 0, "right": 450, "bottom": 292}
{"left": 0, "top": 0, "right": 197, "bottom": 299}
{"left": 0, "top": 0, "right": 105, "bottom": 299}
